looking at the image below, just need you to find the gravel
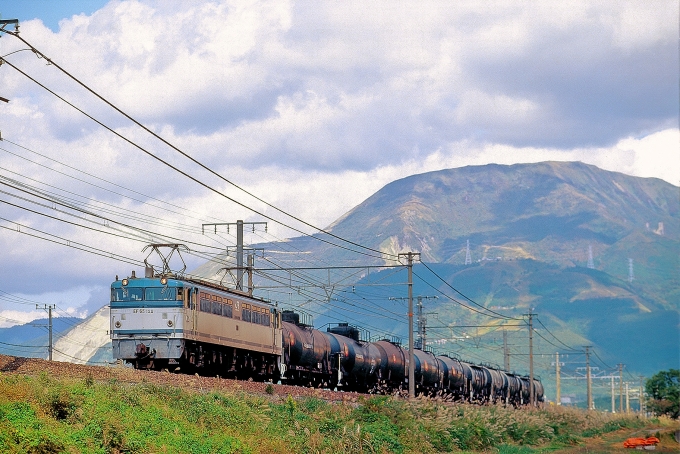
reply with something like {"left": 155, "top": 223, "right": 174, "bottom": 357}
{"left": 0, "top": 354, "right": 363, "bottom": 402}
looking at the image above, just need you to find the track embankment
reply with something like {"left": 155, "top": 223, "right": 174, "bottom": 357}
{"left": 0, "top": 354, "right": 361, "bottom": 402}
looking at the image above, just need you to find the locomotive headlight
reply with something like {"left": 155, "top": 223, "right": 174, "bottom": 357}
{"left": 167, "top": 320, "right": 174, "bottom": 327}
{"left": 160, "top": 277, "right": 168, "bottom": 285}
{"left": 121, "top": 278, "right": 129, "bottom": 286}
{"left": 115, "top": 321, "right": 122, "bottom": 328}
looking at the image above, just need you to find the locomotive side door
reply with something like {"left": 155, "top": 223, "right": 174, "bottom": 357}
{"left": 185, "top": 287, "right": 197, "bottom": 336}
{"left": 192, "top": 289, "right": 198, "bottom": 335}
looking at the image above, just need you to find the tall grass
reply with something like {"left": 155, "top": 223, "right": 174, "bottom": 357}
{"left": 0, "top": 373, "right": 655, "bottom": 453}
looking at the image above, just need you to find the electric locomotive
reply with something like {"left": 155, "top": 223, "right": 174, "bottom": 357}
{"left": 110, "top": 269, "right": 282, "bottom": 380}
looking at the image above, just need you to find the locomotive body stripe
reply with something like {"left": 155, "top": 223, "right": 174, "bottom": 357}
{"left": 184, "top": 331, "right": 282, "bottom": 354}
{"left": 110, "top": 301, "right": 183, "bottom": 308}
{"left": 113, "top": 329, "right": 184, "bottom": 335}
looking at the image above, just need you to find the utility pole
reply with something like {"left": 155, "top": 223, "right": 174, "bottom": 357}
{"left": 555, "top": 352, "right": 561, "bottom": 406}
{"left": 611, "top": 376, "right": 616, "bottom": 413}
{"left": 415, "top": 295, "right": 438, "bottom": 350}
{"left": 618, "top": 363, "right": 624, "bottom": 413}
{"left": 416, "top": 297, "right": 424, "bottom": 349}
{"left": 247, "top": 254, "right": 254, "bottom": 296}
{"left": 503, "top": 330, "right": 510, "bottom": 371}
{"left": 399, "top": 252, "right": 420, "bottom": 399}
{"left": 36, "top": 304, "right": 55, "bottom": 361}
{"left": 639, "top": 376, "right": 645, "bottom": 416}
{"left": 201, "top": 220, "right": 267, "bottom": 290}
{"left": 585, "top": 346, "right": 593, "bottom": 410}
{"left": 524, "top": 310, "right": 535, "bottom": 406}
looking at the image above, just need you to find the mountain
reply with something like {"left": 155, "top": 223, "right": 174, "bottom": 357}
{"left": 196, "top": 161, "right": 678, "bottom": 306}
{"left": 51, "top": 306, "right": 111, "bottom": 365}
{"left": 193, "top": 161, "right": 679, "bottom": 385}
{"left": 0, "top": 316, "right": 82, "bottom": 358}
{"left": 0, "top": 310, "right": 111, "bottom": 365}
{"left": 328, "top": 161, "right": 678, "bottom": 304}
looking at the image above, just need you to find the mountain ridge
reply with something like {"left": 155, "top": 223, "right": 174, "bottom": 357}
{"left": 327, "top": 161, "right": 678, "bottom": 265}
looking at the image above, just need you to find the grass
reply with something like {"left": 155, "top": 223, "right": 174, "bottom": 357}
{"left": 0, "top": 372, "right": 675, "bottom": 453}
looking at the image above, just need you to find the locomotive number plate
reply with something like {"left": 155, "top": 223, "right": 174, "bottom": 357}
{"left": 133, "top": 309, "right": 154, "bottom": 314}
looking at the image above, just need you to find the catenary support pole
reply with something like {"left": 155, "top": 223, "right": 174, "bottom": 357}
{"left": 398, "top": 251, "right": 419, "bottom": 399}
{"left": 585, "top": 346, "right": 593, "bottom": 410}
{"left": 527, "top": 311, "right": 535, "bottom": 406}
{"left": 504, "top": 330, "right": 510, "bottom": 371}
{"left": 611, "top": 375, "right": 616, "bottom": 413}
{"left": 639, "top": 376, "right": 645, "bottom": 416}
{"left": 556, "top": 352, "right": 561, "bottom": 406}
{"left": 618, "top": 364, "right": 624, "bottom": 413}
{"left": 407, "top": 252, "right": 414, "bottom": 398}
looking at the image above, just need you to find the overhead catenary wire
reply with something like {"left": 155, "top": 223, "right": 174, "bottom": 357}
{"left": 0, "top": 32, "right": 594, "bottom": 356}
{"left": 1, "top": 38, "right": 517, "bottom": 336}
{"left": 0, "top": 179, "right": 236, "bottom": 252}
{"left": 3, "top": 32, "right": 400, "bottom": 259}
{"left": 419, "top": 261, "right": 519, "bottom": 320}
{"left": 535, "top": 317, "right": 580, "bottom": 353}
{"left": 411, "top": 267, "right": 516, "bottom": 320}
{"left": 0, "top": 216, "right": 143, "bottom": 267}
{"left": 0, "top": 165, "right": 207, "bottom": 236}
{"left": 1, "top": 138, "right": 230, "bottom": 226}
{"left": 0, "top": 43, "right": 397, "bottom": 263}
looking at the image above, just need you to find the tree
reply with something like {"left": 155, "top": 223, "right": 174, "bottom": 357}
{"left": 645, "top": 369, "right": 679, "bottom": 419}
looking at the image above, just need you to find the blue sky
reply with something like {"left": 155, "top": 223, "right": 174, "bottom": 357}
{"left": 0, "top": 0, "right": 677, "bottom": 326}
{"left": 0, "top": 1, "right": 108, "bottom": 32}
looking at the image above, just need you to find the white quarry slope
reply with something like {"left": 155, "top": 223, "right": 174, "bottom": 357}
{"left": 52, "top": 305, "right": 111, "bottom": 364}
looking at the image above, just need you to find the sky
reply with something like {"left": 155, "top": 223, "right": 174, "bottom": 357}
{"left": 0, "top": 0, "right": 677, "bottom": 327}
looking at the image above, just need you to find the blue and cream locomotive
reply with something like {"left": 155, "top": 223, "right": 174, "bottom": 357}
{"left": 110, "top": 270, "right": 283, "bottom": 380}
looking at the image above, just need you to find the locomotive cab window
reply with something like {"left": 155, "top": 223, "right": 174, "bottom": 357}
{"left": 145, "top": 287, "right": 177, "bottom": 301}
{"left": 112, "top": 287, "right": 143, "bottom": 302}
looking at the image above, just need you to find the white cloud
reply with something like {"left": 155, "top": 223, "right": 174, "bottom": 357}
{"left": 0, "top": 310, "right": 46, "bottom": 328}
{"left": 0, "top": 0, "right": 676, "bottom": 322}
{"left": 612, "top": 129, "right": 680, "bottom": 186}
{"left": 0, "top": 286, "right": 96, "bottom": 327}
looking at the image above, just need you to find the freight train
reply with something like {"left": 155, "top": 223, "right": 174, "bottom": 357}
{"left": 110, "top": 271, "right": 543, "bottom": 405}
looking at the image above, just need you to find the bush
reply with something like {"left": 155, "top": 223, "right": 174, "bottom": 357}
{"left": 646, "top": 369, "right": 680, "bottom": 419}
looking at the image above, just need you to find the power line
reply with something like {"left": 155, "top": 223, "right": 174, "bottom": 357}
{"left": 1, "top": 138, "right": 229, "bottom": 226}
{"left": 0, "top": 39, "right": 398, "bottom": 262}
{"left": 419, "top": 262, "right": 519, "bottom": 320}
{"left": 534, "top": 317, "right": 580, "bottom": 352}
{"left": 0, "top": 216, "right": 143, "bottom": 266}
{"left": 412, "top": 266, "right": 516, "bottom": 320}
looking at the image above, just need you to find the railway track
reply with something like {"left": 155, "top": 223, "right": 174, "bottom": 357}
{"left": 0, "top": 354, "right": 362, "bottom": 402}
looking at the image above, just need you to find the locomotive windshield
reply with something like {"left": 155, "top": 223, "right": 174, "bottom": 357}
{"left": 111, "top": 286, "right": 182, "bottom": 302}
{"left": 111, "top": 287, "right": 143, "bottom": 302}
{"left": 145, "top": 287, "right": 180, "bottom": 301}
